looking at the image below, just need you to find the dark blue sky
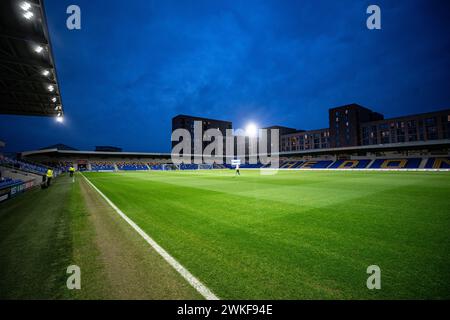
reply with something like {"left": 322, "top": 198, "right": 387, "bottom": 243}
{"left": 1, "top": 0, "right": 450, "bottom": 152}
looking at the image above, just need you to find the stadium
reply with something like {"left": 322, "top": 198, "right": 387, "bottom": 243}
{"left": 1, "top": 0, "right": 450, "bottom": 303}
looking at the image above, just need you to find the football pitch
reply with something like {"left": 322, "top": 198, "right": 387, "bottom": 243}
{"left": 81, "top": 170, "right": 450, "bottom": 299}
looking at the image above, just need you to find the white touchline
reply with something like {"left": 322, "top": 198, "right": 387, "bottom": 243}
{"left": 80, "top": 173, "right": 219, "bottom": 300}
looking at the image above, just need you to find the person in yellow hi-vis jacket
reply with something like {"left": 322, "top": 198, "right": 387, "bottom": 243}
{"left": 69, "top": 166, "right": 75, "bottom": 177}
{"left": 46, "top": 168, "right": 53, "bottom": 187}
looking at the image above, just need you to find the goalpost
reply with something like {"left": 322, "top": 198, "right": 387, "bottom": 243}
{"left": 162, "top": 164, "right": 178, "bottom": 170}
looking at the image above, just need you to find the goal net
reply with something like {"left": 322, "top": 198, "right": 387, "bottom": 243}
{"left": 162, "top": 164, "right": 178, "bottom": 170}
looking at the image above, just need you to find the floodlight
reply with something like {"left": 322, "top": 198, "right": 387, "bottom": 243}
{"left": 42, "top": 70, "right": 50, "bottom": 76}
{"left": 245, "top": 123, "right": 258, "bottom": 137}
{"left": 23, "top": 11, "right": 33, "bottom": 20}
{"left": 20, "top": 2, "right": 31, "bottom": 11}
{"left": 34, "top": 45, "right": 43, "bottom": 53}
{"left": 47, "top": 85, "right": 54, "bottom": 92}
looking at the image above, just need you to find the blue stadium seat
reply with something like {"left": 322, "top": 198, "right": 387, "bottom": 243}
{"left": 0, "top": 178, "right": 23, "bottom": 189}
{"left": 117, "top": 162, "right": 148, "bottom": 170}
{"left": 425, "top": 157, "right": 450, "bottom": 169}
{"left": 328, "top": 159, "right": 371, "bottom": 169}
{"left": 0, "top": 157, "right": 49, "bottom": 175}
{"left": 370, "top": 158, "right": 421, "bottom": 169}
{"left": 91, "top": 162, "right": 115, "bottom": 171}
{"left": 300, "top": 160, "right": 333, "bottom": 169}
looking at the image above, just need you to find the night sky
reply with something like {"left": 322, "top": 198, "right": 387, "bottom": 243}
{"left": 1, "top": 0, "right": 450, "bottom": 152}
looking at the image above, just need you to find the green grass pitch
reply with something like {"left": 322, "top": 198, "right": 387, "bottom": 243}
{"left": 82, "top": 170, "right": 450, "bottom": 299}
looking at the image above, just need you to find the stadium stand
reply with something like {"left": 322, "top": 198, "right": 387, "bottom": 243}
{"left": 424, "top": 157, "right": 450, "bottom": 169}
{"left": 279, "top": 160, "right": 304, "bottom": 168}
{"left": 117, "top": 162, "right": 148, "bottom": 171}
{"left": 0, "top": 177, "right": 23, "bottom": 189}
{"left": 10, "top": 155, "right": 450, "bottom": 172}
{"left": 90, "top": 161, "right": 115, "bottom": 171}
{"left": 179, "top": 163, "right": 198, "bottom": 170}
{"left": 150, "top": 164, "right": 164, "bottom": 170}
{"left": 328, "top": 159, "right": 371, "bottom": 169}
{"left": 17, "top": 144, "right": 450, "bottom": 172}
{"left": 370, "top": 158, "right": 422, "bottom": 169}
{"left": 299, "top": 160, "right": 334, "bottom": 169}
{"left": 0, "top": 156, "right": 51, "bottom": 175}
{"left": 0, "top": 155, "right": 49, "bottom": 202}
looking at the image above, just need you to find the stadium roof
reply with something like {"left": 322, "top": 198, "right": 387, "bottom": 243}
{"left": 39, "top": 143, "right": 78, "bottom": 151}
{"left": 0, "top": 0, "right": 63, "bottom": 117}
{"left": 20, "top": 138, "right": 450, "bottom": 159}
{"left": 281, "top": 138, "right": 450, "bottom": 156}
{"left": 21, "top": 148, "right": 171, "bottom": 158}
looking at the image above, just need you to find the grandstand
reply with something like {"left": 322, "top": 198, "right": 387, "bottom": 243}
{"left": 17, "top": 142, "right": 450, "bottom": 171}
{"left": 0, "top": 0, "right": 63, "bottom": 202}
{"left": 0, "top": 154, "right": 59, "bottom": 202}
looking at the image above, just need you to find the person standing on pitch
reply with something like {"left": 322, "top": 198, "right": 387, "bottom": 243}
{"left": 69, "top": 166, "right": 75, "bottom": 177}
{"left": 235, "top": 163, "right": 240, "bottom": 176}
{"left": 46, "top": 168, "right": 53, "bottom": 187}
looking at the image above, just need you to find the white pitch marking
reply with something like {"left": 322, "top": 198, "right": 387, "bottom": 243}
{"left": 80, "top": 173, "right": 219, "bottom": 300}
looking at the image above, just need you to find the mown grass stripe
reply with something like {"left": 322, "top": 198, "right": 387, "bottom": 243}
{"left": 81, "top": 173, "right": 219, "bottom": 300}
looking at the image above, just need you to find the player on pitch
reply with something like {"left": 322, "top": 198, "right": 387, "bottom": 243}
{"left": 235, "top": 163, "right": 240, "bottom": 176}
{"left": 69, "top": 166, "right": 75, "bottom": 177}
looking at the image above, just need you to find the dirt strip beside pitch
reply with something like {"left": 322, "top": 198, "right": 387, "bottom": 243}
{"left": 78, "top": 176, "right": 202, "bottom": 299}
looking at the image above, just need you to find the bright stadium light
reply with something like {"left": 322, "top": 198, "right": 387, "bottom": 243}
{"left": 20, "top": 2, "right": 31, "bottom": 11}
{"left": 42, "top": 70, "right": 50, "bottom": 76}
{"left": 51, "top": 97, "right": 57, "bottom": 103}
{"left": 56, "top": 116, "right": 64, "bottom": 123}
{"left": 245, "top": 123, "right": 258, "bottom": 137}
{"left": 23, "top": 11, "right": 34, "bottom": 20}
{"left": 47, "top": 85, "right": 54, "bottom": 92}
{"left": 34, "top": 45, "right": 43, "bottom": 53}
